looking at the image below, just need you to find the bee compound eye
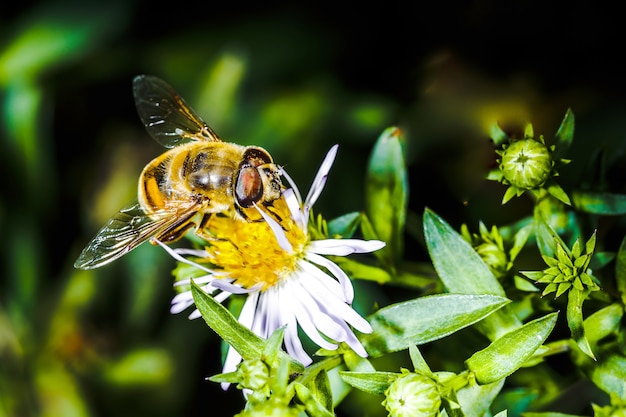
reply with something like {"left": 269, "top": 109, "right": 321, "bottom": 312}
{"left": 235, "top": 166, "right": 263, "bottom": 208}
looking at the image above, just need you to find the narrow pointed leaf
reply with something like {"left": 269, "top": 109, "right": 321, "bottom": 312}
{"left": 567, "top": 288, "right": 595, "bottom": 359}
{"left": 423, "top": 208, "right": 521, "bottom": 339}
{"left": 465, "top": 312, "right": 558, "bottom": 384}
{"left": 365, "top": 127, "right": 408, "bottom": 265}
{"left": 191, "top": 281, "right": 264, "bottom": 360}
{"left": 616, "top": 234, "right": 626, "bottom": 297}
{"left": 361, "top": 294, "right": 510, "bottom": 356}
{"left": 590, "top": 353, "right": 626, "bottom": 398}
{"left": 456, "top": 379, "right": 504, "bottom": 417}
{"left": 409, "top": 345, "right": 432, "bottom": 376}
{"left": 190, "top": 281, "right": 303, "bottom": 372}
{"left": 583, "top": 303, "right": 622, "bottom": 348}
{"left": 339, "top": 371, "right": 398, "bottom": 395}
{"left": 572, "top": 191, "right": 626, "bottom": 215}
{"left": 294, "top": 383, "right": 335, "bottom": 417}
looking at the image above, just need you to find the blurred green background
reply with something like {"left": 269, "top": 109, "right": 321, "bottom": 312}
{"left": 2, "top": 1, "right": 626, "bottom": 416}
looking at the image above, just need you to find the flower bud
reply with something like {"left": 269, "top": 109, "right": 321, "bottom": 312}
{"left": 382, "top": 371, "right": 441, "bottom": 417}
{"left": 238, "top": 359, "right": 270, "bottom": 392}
{"left": 499, "top": 138, "right": 553, "bottom": 189}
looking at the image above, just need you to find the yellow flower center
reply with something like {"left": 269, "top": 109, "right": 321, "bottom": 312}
{"left": 200, "top": 196, "right": 308, "bottom": 291}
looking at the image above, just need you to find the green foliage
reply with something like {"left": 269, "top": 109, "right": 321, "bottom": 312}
{"left": 4, "top": 6, "right": 626, "bottom": 416}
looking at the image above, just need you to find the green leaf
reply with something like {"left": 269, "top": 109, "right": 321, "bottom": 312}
{"left": 553, "top": 108, "right": 575, "bottom": 160}
{"left": 338, "top": 371, "right": 398, "bottom": 395}
{"left": 361, "top": 294, "right": 510, "bottom": 357}
{"left": 191, "top": 281, "right": 264, "bottom": 360}
{"left": 546, "top": 182, "right": 571, "bottom": 205}
{"left": 365, "top": 127, "right": 408, "bottom": 266}
{"left": 567, "top": 288, "right": 595, "bottom": 360}
{"left": 465, "top": 312, "right": 558, "bottom": 384}
{"left": 589, "top": 353, "right": 626, "bottom": 398}
{"left": 310, "top": 370, "right": 334, "bottom": 413}
{"left": 423, "top": 208, "right": 521, "bottom": 339}
{"left": 456, "top": 379, "right": 504, "bottom": 417}
{"left": 294, "top": 382, "right": 335, "bottom": 417}
{"left": 616, "top": 234, "right": 626, "bottom": 299}
{"left": 409, "top": 344, "right": 433, "bottom": 376}
{"left": 328, "top": 211, "right": 361, "bottom": 238}
{"left": 571, "top": 191, "right": 626, "bottom": 215}
{"left": 523, "top": 413, "right": 585, "bottom": 417}
{"left": 190, "top": 281, "right": 302, "bottom": 373}
{"left": 583, "top": 303, "right": 623, "bottom": 348}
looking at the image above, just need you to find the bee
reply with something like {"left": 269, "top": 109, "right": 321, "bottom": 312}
{"left": 74, "top": 75, "right": 283, "bottom": 269}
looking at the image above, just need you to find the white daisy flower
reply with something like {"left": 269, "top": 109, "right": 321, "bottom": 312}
{"left": 159, "top": 145, "right": 385, "bottom": 382}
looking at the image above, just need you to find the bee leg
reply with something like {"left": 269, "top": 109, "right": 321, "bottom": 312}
{"left": 194, "top": 213, "right": 220, "bottom": 241}
{"left": 262, "top": 201, "right": 283, "bottom": 224}
{"left": 154, "top": 220, "right": 196, "bottom": 243}
{"left": 235, "top": 205, "right": 251, "bottom": 221}
{"left": 152, "top": 209, "right": 199, "bottom": 244}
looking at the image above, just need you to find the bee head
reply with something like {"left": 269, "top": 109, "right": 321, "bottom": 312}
{"left": 235, "top": 147, "right": 283, "bottom": 208}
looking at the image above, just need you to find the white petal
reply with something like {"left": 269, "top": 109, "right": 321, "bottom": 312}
{"left": 304, "top": 252, "right": 354, "bottom": 303}
{"left": 211, "top": 279, "right": 255, "bottom": 294}
{"left": 280, "top": 297, "right": 312, "bottom": 365}
{"left": 285, "top": 279, "right": 339, "bottom": 350}
{"left": 281, "top": 169, "right": 303, "bottom": 206}
{"left": 298, "top": 260, "right": 346, "bottom": 302}
{"left": 283, "top": 188, "right": 306, "bottom": 229}
{"left": 299, "top": 275, "right": 372, "bottom": 335}
{"left": 253, "top": 202, "right": 294, "bottom": 253}
{"left": 155, "top": 239, "right": 213, "bottom": 273}
{"left": 305, "top": 145, "right": 338, "bottom": 207}
{"left": 309, "top": 239, "right": 386, "bottom": 256}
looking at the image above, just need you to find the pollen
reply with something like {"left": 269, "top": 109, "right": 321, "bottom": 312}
{"left": 201, "top": 197, "right": 308, "bottom": 291}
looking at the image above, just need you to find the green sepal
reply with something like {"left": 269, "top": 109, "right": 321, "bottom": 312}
{"left": 490, "top": 123, "right": 509, "bottom": 146}
{"left": 545, "top": 181, "right": 571, "bottom": 205}
{"left": 423, "top": 208, "right": 521, "bottom": 339}
{"left": 567, "top": 288, "right": 595, "bottom": 360}
{"left": 572, "top": 191, "right": 626, "bottom": 215}
{"left": 465, "top": 312, "right": 558, "bottom": 384}
{"left": 361, "top": 293, "right": 510, "bottom": 357}
{"left": 338, "top": 371, "right": 398, "bottom": 395}
{"left": 365, "top": 127, "right": 408, "bottom": 267}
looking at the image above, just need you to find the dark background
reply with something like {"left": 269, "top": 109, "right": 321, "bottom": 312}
{"left": 2, "top": 1, "right": 626, "bottom": 416}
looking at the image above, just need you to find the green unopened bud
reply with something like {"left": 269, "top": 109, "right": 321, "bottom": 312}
{"left": 382, "top": 370, "right": 441, "bottom": 417}
{"left": 238, "top": 359, "right": 270, "bottom": 392}
{"left": 499, "top": 138, "right": 553, "bottom": 189}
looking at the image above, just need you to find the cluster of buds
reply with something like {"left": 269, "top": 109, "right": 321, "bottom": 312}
{"left": 461, "top": 222, "right": 529, "bottom": 279}
{"left": 522, "top": 232, "right": 599, "bottom": 298}
{"left": 488, "top": 110, "right": 573, "bottom": 205}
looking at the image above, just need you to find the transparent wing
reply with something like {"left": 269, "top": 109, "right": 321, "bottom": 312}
{"left": 74, "top": 200, "right": 200, "bottom": 270}
{"left": 133, "top": 75, "right": 221, "bottom": 148}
